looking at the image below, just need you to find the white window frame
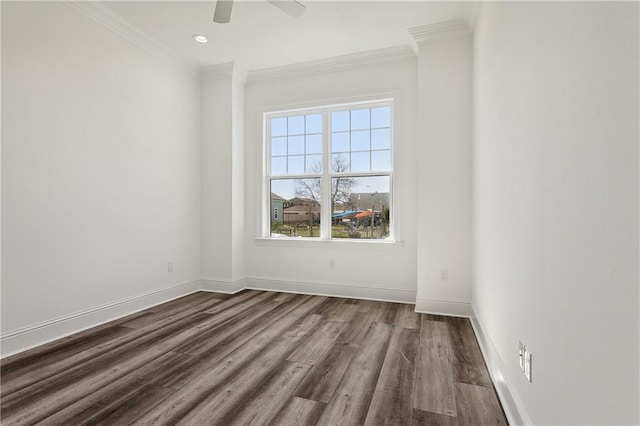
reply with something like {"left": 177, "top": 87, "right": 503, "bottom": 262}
{"left": 260, "top": 97, "right": 397, "bottom": 243}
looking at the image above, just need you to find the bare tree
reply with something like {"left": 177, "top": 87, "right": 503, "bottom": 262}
{"left": 295, "top": 155, "right": 357, "bottom": 215}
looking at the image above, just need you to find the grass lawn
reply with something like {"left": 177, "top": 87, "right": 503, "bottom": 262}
{"left": 273, "top": 224, "right": 382, "bottom": 239}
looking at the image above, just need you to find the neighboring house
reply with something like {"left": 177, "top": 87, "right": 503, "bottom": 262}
{"left": 288, "top": 197, "right": 318, "bottom": 208}
{"left": 283, "top": 204, "right": 321, "bottom": 224}
{"left": 270, "top": 192, "right": 285, "bottom": 223}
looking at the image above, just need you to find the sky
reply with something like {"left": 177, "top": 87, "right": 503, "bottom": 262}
{"left": 270, "top": 106, "right": 392, "bottom": 177}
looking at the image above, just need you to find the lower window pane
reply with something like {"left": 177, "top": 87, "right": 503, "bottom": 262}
{"left": 330, "top": 175, "right": 390, "bottom": 240}
{"left": 271, "top": 178, "right": 321, "bottom": 238}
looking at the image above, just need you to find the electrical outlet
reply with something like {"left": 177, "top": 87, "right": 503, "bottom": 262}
{"left": 168, "top": 261, "right": 174, "bottom": 272}
{"left": 524, "top": 349, "right": 532, "bottom": 382}
{"left": 439, "top": 269, "right": 448, "bottom": 281}
{"left": 519, "top": 341, "right": 525, "bottom": 370}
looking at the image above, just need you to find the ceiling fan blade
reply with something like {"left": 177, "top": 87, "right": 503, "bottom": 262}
{"left": 213, "top": 0, "right": 234, "bottom": 23}
{"left": 268, "top": 0, "right": 305, "bottom": 18}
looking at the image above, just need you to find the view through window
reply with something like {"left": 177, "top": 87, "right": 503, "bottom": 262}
{"left": 266, "top": 100, "right": 392, "bottom": 240}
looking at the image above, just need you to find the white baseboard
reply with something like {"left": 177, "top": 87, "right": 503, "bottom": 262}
{"left": 414, "top": 297, "right": 472, "bottom": 317}
{"left": 470, "top": 309, "right": 532, "bottom": 426}
{"left": 0, "top": 280, "right": 200, "bottom": 358}
{"left": 245, "top": 276, "right": 416, "bottom": 304}
{"left": 199, "top": 278, "right": 246, "bottom": 294}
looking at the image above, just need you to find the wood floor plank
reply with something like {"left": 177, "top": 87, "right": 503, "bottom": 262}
{"left": 413, "top": 409, "right": 459, "bottom": 426}
{"left": 421, "top": 313, "right": 448, "bottom": 322}
{"left": 446, "top": 317, "right": 493, "bottom": 387}
{"left": 0, "top": 295, "right": 224, "bottom": 399}
{"left": 36, "top": 350, "right": 190, "bottom": 425}
{"left": 0, "top": 325, "right": 133, "bottom": 389}
{"left": 172, "top": 315, "right": 323, "bottom": 425}
{"left": 337, "top": 310, "right": 376, "bottom": 346}
{"left": 364, "top": 327, "right": 419, "bottom": 426}
{"left": 312, "top": 298, "right": 355, "bottom": 323}
{"left": 217, "top": 361, "right": 312, "bottom": 425}
{"left": 395, "top": 304, "right": 420, "bottom": 329}
{"left": 316, "top": 322, "right": 393, "bottom": 426}
{"left": 354, "top": 299, "right": 378, "bottom": 313}
{"left": 414, "top": 318, "right": 457, "bottom": 417}
{"left": 287, "top": 321, "right": 347, "bottom": 364}
{"left": 198, "top": 289, "right": 270, "bottom": 316}
{"left": 119, "top": 296, "right": 224, "bottom": 329}
{"left": 293, "top": 340, "right": 359, "bottom": 404}
{"left": 271, "top": 396, "right": 326, "bottom": 426}
{"left": 202, "top": 290, "right": 277, "bottom": 315}
{"left": 83, "top": 383, "right": 174, "bottom": 425}
{"left": 1, "top": 312, "right": 216, "bottom": 424}
{"left": 172, "top": 291, "right": 282, "bottom": 355}
{"left": 327, "top": 300, "right": 359, "bottom": 323}
{"left": 294, "top": 310, "right": 376, "bottom": 403}
{"left": 163, "top": 294, "right": 315, "bottom": 390}
{"left": 454, "top": 382, "right": 508, "bottom": 426}
{"left": 146, "top": 292, "right": 214, "bottom": 313}
{"left": 133, "top": 298, "right": 326, "bottom": 425}
{"left": 372, "top": 302, "right": 401, "bottom": 325}
{"left": 2, "top": 292, "right": 508, "bottom": 426}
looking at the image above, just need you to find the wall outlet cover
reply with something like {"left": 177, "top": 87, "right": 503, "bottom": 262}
{"left": 524, "top": 350, "right": 532, "bottom": 382}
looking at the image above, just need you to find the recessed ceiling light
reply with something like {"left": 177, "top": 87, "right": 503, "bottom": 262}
{"left": 192, "top": 34, "right": 208, "bottom": 43}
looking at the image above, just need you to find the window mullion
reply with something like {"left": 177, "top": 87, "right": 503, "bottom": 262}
{"left": 320, "top": 111, "right": 332, "bottom": 239}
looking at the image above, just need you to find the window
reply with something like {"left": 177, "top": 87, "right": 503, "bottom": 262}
{"left": 265, "top": 100, "right": 393, "bottom": 241}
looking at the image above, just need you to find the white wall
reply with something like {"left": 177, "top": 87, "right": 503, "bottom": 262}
{"left": 415, "top": 29, "right": 473, "bottom": 315}
{"left": 473, "top": 2, "right": 639, "bottom": 424}
{"left": 201, "top": 75, "right": 233, "bottom": 281}
{"left": 231, "top": 71, "right": 246, "bottom": 282}
{"left": 1, "top": 2, "right": 201, "bottom": 344}
{"left": 200, "top": 67, "right": 245, "bottom": 284}
{"left": 243, "top": 60, "right": 418, "bottom": 302}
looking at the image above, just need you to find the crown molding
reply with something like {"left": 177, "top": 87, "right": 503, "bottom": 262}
{"left": 202, "top": 62, "right": 235, "bottom": 81}
{"left": 408, "top": 18, "right": 470, "bottom": 46}
{"left": 201, "top": 61, "right": 248, "bottom": 84}
{"left": 64, "top": 1, "right": 201, "bottom": 79}
{"left": 246, "top": 45, "right": 416, "bottom": 85}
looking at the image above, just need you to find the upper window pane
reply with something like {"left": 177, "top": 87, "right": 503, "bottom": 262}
{"left": 272, "top": 137, "right": 287, "bottom": 156}
{"left": 271, "top": 117, "right": 287, "bottom": 137}
{"left": 270, "top": 113, "right": 324, "bottom": 176}
{"left": 306, "top": 155, "right": 322, "bottom": 173}
{"left": 371, "top": 106, "right": 391, "bottom": 128}
{"left": 271, "top": 157, "right": 287, "bottom": 176}
{"left": 351, "top": 130, "right": 370, "bottom": 152}
{"left": 371, "top": 128, "right": 391, "bottom": 150}
{"left": 306, "top": 134, "right": 322, "bottom": 154}
{"left": 332, "top": 153, "right": 350, "bottom": 173}
{"left": 331, "top": 111, "right": 349, "bottom": 132}
{"left": 306, "top": 114, "right": 322, "bottom": 134}
{"left": 351, "top": 151, "right": 370, "bottom": 172}
{"left": 288, "top": 115, "right": 305, "bottom": 135}
{"left": 332, "top": 132, "right": 350, "bottom": 153}
{"left": 371, "top": 150, "right": 391, "bottom": 171}
{"left": 351, "top": 109, "right": 370, "bottom": 130}
{"left": 288, "top": 155, "right": 305, "bottom": 175}
{"left": 288, "top": 136, "right": 305, "bottom": 156}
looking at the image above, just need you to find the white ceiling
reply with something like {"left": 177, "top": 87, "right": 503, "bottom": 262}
{"left": 99, "top": 1, "right": 478, "bottom": 71}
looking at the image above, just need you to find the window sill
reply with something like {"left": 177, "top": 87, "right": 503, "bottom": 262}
{"left": 253, "top": 237, "right": 405, "bottom": 251}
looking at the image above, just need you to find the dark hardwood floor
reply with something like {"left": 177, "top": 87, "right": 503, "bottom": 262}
{"left": 0, "top": 290, "right": 508, "bottom": 425}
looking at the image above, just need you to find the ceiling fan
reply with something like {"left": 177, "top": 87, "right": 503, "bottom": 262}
{"left": 213, "top": 0, "right": 306, "bottom": 23}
